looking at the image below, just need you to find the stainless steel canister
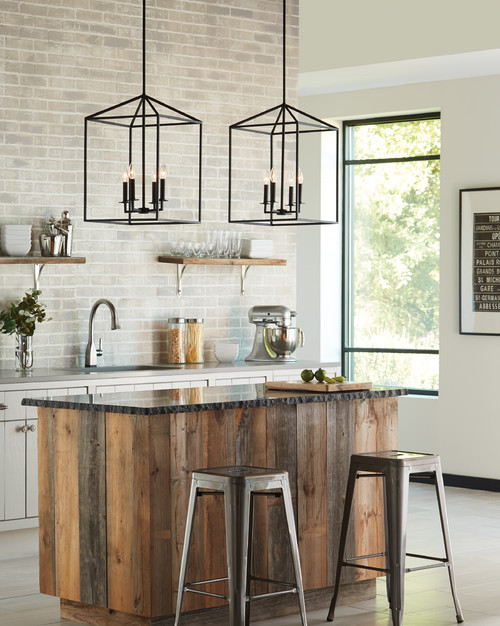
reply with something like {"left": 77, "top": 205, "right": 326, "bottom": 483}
{"left": 59, "top": 210, "right": 73, "bottom": 256}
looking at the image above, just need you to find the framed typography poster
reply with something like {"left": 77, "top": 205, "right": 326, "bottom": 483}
{"left": 460, "top": 187, "right": 500, "bottom": 334}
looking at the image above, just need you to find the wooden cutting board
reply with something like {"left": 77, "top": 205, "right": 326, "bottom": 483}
{"left": 265, "top": 380, "right": 373, "bottom": 393}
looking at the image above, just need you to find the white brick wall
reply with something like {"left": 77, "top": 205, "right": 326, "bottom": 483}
{"left": 0, "top": 0, "right": 298, "bottom": 367}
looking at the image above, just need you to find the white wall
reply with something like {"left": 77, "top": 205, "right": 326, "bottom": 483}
{"left": 298, "top": 74, "right": 500, "bottom": 479}
{"left": 300, "top": 0, "right": 500, "bottom": 73}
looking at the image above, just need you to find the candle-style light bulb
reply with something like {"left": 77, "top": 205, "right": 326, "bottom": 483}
{"left": 263, "top": 170, "right": 270, "bottom": 205}
{"left": 297, "top": 168, "right": 303, "bottom": 205}
{"left": 288, "top": 172, "right": 294, "bottom": 206}
{"left": 128, "top": 163, "right": 135, "bottom": 203}
{"left": 270, "top": 167, "right": 276, "bottom": 204}
{"left": 160, "top": 164, "right": 167, "bottom": 202}
{"left": 122, "top": 168, "right": 128, "bottom": 204}
{"left": 152, "top": 170, "right": 158, "bottom": 206}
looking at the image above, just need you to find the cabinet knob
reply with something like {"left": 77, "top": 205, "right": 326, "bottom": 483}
{"left": 0, "top": 403, "right": 8, "bottom": 410}
{"left": 28, "top": 424, "right": 36, "bottom": 432}
{"left": 17, "top": 425, "right": 28, "bottom": 433}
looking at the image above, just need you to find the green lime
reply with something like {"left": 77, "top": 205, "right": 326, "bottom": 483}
{"left": 314, "top": 368, "right": 326, "bottom": 382}
{"left": 301, "top": 369, "right": 314, "bottom": 382}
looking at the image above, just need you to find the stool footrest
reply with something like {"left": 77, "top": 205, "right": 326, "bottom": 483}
{"left": 345, "top": 552, "right": 386, "bottom": 562}
{"left": 251, "top": 588, "right": 298, "bottom": 601}
{"left": 251, "top": 575, "right": 296, "bottom": 588}
{"left": 344, "top": 551, "right": 450, "bottom": 575}
{"left": 343, "top": 562, "right": 388, "bottom": 574}
{"left": 406, "top": 562, "right": 449, "bottom": 573}
{"left": 185, "top": 588, "right": 228, "bottom": 601}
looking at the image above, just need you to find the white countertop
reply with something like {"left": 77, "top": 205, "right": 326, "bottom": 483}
{"left": 0, "top": 360, "right": 341, "bottom": 390}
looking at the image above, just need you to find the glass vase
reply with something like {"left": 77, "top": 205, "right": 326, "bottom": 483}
{"left": 15, "top": 334, "right": 33, "bottom": 371}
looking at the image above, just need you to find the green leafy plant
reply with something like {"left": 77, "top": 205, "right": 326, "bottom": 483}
{"left": 0, "top": 289, "right": 51, "bottom": 337}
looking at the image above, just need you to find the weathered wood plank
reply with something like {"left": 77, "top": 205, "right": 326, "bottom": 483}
{"left": 296, "top": 402, "right": 328, "bottom": 589}
{"left": 266, "top": 404, "right": 297, "bottom": 590}
{"left": 149, "top": 414, "right": 172, "bottom": 617}
{"left": 53, "top": 408, "right": 81, "bottom": 601}
{"left": 326, "top": 400, "right": 356, "bottom": 587}
{"left": 200, "top": 409, "right": 234, "bottom": 608}
{"left": 79, "top": 409, "right": 107, "bottom": 607}
{"left": 106, "top": 412, "right": 152, "bottom": 615}
{"left": 353, "top": 397, "right": 399, "bottom": 580}
{"left": 170, "top": 411, "right": 205, "bottom": 613}
{"left": 235, "top": 406, "right": 268, "bottom": 594}
{"left": 37, "top": 407, "right": 56, "bottom": 596}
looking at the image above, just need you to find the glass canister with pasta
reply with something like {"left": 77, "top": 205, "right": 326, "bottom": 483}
{"left": 186, "top": 318, "right": 204, "bottom": 363}
{"left": 167, "top": 318, "right": 186, "bottom": 363}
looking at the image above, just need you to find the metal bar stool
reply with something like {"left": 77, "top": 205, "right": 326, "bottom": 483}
{"left": 174, "top": 465, "right": 308, "bottom": 626}
{"left": 327, "top": 451, "right": 463, "bottom": 626}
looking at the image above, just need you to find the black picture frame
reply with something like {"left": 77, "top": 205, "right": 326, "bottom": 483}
{"left": 460, "top": 186, "right": 500, "bottom": 335}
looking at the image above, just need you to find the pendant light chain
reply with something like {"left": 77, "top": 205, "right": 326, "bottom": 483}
{"left": 282, "top": 0, "right": 286, "bottom": 104}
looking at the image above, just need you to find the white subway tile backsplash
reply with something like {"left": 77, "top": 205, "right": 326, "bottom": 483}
{"left": 0, "top": 0, "right": 298, "bottom": 368}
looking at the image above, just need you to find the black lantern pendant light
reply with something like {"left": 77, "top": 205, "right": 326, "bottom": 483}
{"left": 84, "top": 0, "right": 202, "bottom": 225}
{"left": 228, "top": 0, "right": 339, "bottom": 226}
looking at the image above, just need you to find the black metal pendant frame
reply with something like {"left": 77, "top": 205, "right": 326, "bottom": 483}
{"left": 84, "top": 0, "right": 202, "bottom": 225}
{"left": 228, "top": 0, "right": 339, "bottom": 226}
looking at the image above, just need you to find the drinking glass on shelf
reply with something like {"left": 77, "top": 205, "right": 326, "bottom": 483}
{"left": 171, "top": 241, "right": 185, "bottom": 257}
{"left": 217, "top": 231, "right": 230, "bottom": 258}
{"left": 230, "top": 232, "right": 242, "bottom": 258}
{"left": 192, "top": 241, "right": 203, "bottom": 258}
{"left": 205, "top": 231, "right": 217, "bottom": 258}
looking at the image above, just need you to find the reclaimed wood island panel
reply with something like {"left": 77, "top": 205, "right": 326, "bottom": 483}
{"left": 23, "top": 384, "right": 407, "bottom": 626}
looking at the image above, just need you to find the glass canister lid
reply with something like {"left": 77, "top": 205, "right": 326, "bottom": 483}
{"left": 168, "top": 317, "right": 186, "bottom": 323}
{"left": 186, "top": 318, "right": 204, "bottom": 323}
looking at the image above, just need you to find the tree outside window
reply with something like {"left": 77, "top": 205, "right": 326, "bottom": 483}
{"left": 343, "top": 114, "right": 440, "bottom": 393}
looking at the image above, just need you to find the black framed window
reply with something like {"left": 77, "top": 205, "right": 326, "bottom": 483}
{"left": 343, "top": 113, "right": 441, "bottom": 395}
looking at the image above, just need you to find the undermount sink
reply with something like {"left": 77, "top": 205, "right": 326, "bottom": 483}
{"left": 54, "top": 364, "right": 182, "bottom": 373}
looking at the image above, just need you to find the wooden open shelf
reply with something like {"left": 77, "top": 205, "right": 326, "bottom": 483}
{"left": 158, "top": 255, "right": 287, "bottom": 296}
{"left": 0, "top": 256, "right": 86, "bottom": 289}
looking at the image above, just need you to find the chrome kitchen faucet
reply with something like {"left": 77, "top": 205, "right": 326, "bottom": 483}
{"left": 84, "top": 299, "right": 120, "bottom": 367}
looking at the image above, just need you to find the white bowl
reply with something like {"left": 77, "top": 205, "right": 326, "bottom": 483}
{"left": 214, "top": 342, "right": 239, "bottom": 363}
{"left": 1, "top": 234, "right": 32, "bottom": 242}
{"left": 2, "top": 241, "right": 31, "bottom": 256}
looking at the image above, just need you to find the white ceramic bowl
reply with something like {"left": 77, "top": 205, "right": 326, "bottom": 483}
{"left": 1, "top": 234, "right": 32, "bottom": 242}
{"left": 214, "top": 342, "right": 239, "bottom": 363}
{"left": 2, "top": 241, "right": 31, "bottom": 256}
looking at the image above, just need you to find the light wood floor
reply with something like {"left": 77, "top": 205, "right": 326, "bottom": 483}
{"left": 1, "top": 483, "right": 499, "bottom": 625}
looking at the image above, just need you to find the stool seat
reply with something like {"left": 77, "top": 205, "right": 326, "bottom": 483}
{"left": 193, "top": 465, "right": 288, "bottom": 483}
{"left": 351, "top": 450, "right": 440, "bottom": 467}
{"left": 327, "top": 450, "right": 463, "bottom": 626}
{"left": 174, "top": 465, "right": 308, "bottom": 626}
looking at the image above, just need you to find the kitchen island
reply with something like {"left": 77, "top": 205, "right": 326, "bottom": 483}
{"left": 23, "top": 383, "right": 407, "bottom": 625}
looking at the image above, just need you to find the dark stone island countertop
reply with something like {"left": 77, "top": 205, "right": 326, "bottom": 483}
{"left": 22, "top": 383, "right": 408, "bottom": 415}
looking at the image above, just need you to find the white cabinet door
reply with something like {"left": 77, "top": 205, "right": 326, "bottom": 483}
{"left": 4, "top": 420, "right": 27, "bottom": 520}
{"left": 0, "top": 393, "right": 7, "bottom": 421}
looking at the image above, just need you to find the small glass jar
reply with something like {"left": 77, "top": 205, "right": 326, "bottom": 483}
{"left": 167, "top": 318, "right": 186, "bottom": 363}
{"left": 185, "top": 318, "right": 204, "bottom": 363}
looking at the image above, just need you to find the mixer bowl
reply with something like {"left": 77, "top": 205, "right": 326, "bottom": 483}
{"left": 264, "top": 326, "right": 304, "bottom": 360}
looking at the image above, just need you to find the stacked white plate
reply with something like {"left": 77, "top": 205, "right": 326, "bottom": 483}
{"left": 1, "top": 225, "right": 32, "bottom": 257}
{"left": 241, "top": 238, "right": 274, "bottom": 259}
